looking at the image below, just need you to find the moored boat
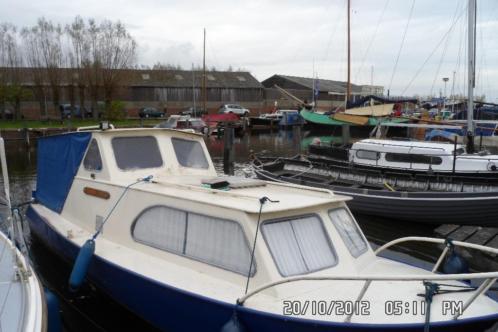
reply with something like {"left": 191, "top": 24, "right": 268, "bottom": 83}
{"left": 253, "top": 156, "right": 498, "bottom": 225}
{"left": 0, "top": 137, "right": 47, "bottom": 332}
{"left": 26, "top": 127, "right": 498, "bottom": 331}
{"left": 251, "top": 110, "right": 304, "bottom": 128}
{"left": 308, "top": 138, "right": 498, "bottom": 180}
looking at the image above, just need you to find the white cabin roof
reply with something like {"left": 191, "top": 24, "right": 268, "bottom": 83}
{"left": 76, "top": 127, "right": 350, "bottom": 214}
{"left": 353, "top": 139, "right": 463, "bottom": 154}
{"left": 142, "top": 175, "right": 351, "bottom": 214}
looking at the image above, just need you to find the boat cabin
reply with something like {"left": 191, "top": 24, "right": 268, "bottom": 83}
{"left": 349, "top": 139, "right": 498, "bottom": 173}
{"left": 32, "top": 128, "right": 375, "bottom": 298}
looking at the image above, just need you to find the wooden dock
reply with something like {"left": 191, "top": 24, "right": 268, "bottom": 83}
{"left": 434, "top": 225, "right": 498, "bottom": 271}
{"left": 434, "top": 224, "right": 498, "bottom": 252}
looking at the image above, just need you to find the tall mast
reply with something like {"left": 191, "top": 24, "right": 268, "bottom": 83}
{"left": 192, "top": 63, "right": 196, "bottom": 117}
{"left": 467, "top": 0, "right": 476, "bottom": 153}
{"left": 346, "top": 0, "right": 351, "bottom": 102}
{"left": 202, "top": 28, "right": 207, "bottom": 113}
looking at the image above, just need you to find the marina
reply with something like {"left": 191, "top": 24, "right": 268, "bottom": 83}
{"left": 0, "top": 129, "right": 496, "bottom": 331}
{"left": 0, "top": 0, "right": 498, "bottom": 330}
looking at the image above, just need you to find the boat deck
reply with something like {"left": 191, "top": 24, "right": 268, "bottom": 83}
{"left": 0, "top": 231, "right": 43, "bottom": 332}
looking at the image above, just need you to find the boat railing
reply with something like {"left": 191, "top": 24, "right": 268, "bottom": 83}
{"left": 76, "top": 123, "right": 115, "bottom": 131}
{"left": 237, "top": 236, "right": 498, "bottom": 322}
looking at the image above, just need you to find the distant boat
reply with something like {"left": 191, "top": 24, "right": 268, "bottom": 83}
{"left": 309, "top": 138, "right": 498, "bottom": 178}
{"left": 250, "top": 109, "right": 304, "bottom": 128}
{"left": 155, "top": 115, "right": 208, "bottom": 134}
{"left": 300, "top": 107, "right": 410, "bottom": 136}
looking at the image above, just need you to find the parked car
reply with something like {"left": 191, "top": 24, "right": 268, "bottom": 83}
{"left": 2, "top": 108, "right": 13, "bottom": 120}
{"left": 179, "top": 107, "right": 207, "bottom": 117}
{"left": 139, "top": 107, "right": 165, "bottom": 118}
{"left": 218, "top": 104, "right": 250, "bottom": 116}
{"left": 59, "top": 104, "right": 92, "bottom": 118}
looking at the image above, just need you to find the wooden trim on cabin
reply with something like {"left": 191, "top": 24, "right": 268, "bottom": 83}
{"left": 83, "top": 187, "right": 110, "bottom": 200}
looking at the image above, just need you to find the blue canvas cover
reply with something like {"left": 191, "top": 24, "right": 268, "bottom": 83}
{"left": 425, "top": 129, "right": 459, "bottom": 141}
{"left": 34, "top": 132, "right": 91, "bottom": 213}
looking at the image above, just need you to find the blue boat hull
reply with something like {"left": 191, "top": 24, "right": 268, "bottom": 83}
{"left": 27, "top": 206, "right": 498, "bottom": 332}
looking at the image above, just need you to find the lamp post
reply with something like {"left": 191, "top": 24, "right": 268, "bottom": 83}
{"left": 442, "top": 77, "right": 449, "bottom": 109}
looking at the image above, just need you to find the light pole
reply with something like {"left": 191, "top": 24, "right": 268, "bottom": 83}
{"left": 442, "top": 77, "right": 449, "bottom": 109}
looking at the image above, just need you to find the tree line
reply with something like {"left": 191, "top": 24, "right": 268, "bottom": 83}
{"left": 0, "top": 17, "right": 249, "bottom": 121}
{"left": 0, "top": 17, "right": 137, "bottom": 120}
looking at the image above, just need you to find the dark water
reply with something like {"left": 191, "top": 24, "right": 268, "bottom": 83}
{"left": 1, "top": 129, "right": 497, "bottom": 331}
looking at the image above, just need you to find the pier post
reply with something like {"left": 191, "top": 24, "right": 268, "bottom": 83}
{"left": 23, "top": 128, "right": 30, "bottom": 147}
{"left": 294, "top": 125, "right": 302, "bottom": 155}
{"left": 223, "top": 125, "right": 235, "bottom": 175}
{"left": 342, "top": 124, "right": 351, "bottom": 145}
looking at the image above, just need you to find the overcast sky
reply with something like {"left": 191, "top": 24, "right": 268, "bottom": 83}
{"left": 1, "top": 0, "right": 498, "bottom": 100}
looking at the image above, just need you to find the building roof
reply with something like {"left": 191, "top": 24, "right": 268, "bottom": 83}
{"left": 129, "top": 69, "right": 263, "bottom": 89}
{"left": 0, "top": 67, "right": 263, "bottom": 89}
{"left": 262, "top": 74, "right": 364, "bottom": 94}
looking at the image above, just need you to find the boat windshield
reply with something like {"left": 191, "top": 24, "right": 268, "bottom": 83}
{"left": 112, "top": 136, "right": 163, "bottom": 170}
{"left": 171, "top": 138, "right": 209, "bottom": 169}
{"left": 328, "top": 208, "right": 367, "bottom": 257}
{"left": 262, "top": 215, "right": 338, "bottom": 277}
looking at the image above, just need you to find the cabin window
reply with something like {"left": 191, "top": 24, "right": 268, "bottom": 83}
{"left": 385, "top": 153, "right": 442, "bottom": 165}
{"left": 329, "top": 208, "right": 367, "bottom": 257}
{"left": 132, "top": 206, "right": 255, "bottom": 276}
{"left": 172, "top": 138, "right": 209, "bottom": 169}
{"left": 356, "top": 149, "right": 379, "bottom": 161}
{"left": 262, "top": 215, "right": 337, "bottom": 277}
{"left": 112, "top": 136, "right": 163, "bottom": 170}
{"left": 83, "top": 139, "right": 103, "bottom": 171}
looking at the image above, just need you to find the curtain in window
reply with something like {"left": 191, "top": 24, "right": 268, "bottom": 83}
{"left": 262, "top": 221, "right": 307, "bottom": 276}
{"left": 133, "top": 206, "right": 186, "bottom": 253}
{"left": 292, "top": 216, "right": 338, "bottom": 271}
{"left": 329, "top": 209, "right": 367, "bottom": 257}
{"left": 263, "top": 216, "right": 337, "bottom": 277}
{"left": 186, "top": 213, "right": 253, "bottom": 276}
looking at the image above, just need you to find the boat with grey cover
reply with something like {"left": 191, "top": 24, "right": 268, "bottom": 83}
{"left": 252, "top": 156, "right": 498, "bottom": 226}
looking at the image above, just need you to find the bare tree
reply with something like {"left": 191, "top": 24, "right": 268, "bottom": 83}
{"left": 82, "top": 19, "right": 103, "bottom": 119}
{"left": 66, "top": 16, "right": 89, "bottom": 118}
{"left": 38, "top": 18, "right": 65, "bottom": 115}
{"left": 98, "top": 20, "right": 137, "bottom": 116}
{"left": 0, "top": 24, "right": 30, "bottom": 120}
{"left": 22, "top": 18, "right": 65, "bottom": 119}
{"left": 22, "top": 27, "right": 48, "bottom": 119}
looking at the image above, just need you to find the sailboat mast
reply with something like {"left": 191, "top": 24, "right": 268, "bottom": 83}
{"left": 202, "top": 28, "right": 207, "bottom": 114}
{"left": 192, "top": 63, "right": 196, "bottom": 117}
{"left": 346, "top": 0, "right": 351, "bottom": 102}
{"left": 467, "top": 0, "right": 476, "bottom": 153}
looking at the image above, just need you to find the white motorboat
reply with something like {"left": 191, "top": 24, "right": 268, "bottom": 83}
{"left": 0, "top": 137, "right": 46, "bottom": 332}
{"left": 347, "top": 138, "right": 498, "bottom": 175}
{"left": 26, "top": 127, "right": 498, "bottom": 331}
